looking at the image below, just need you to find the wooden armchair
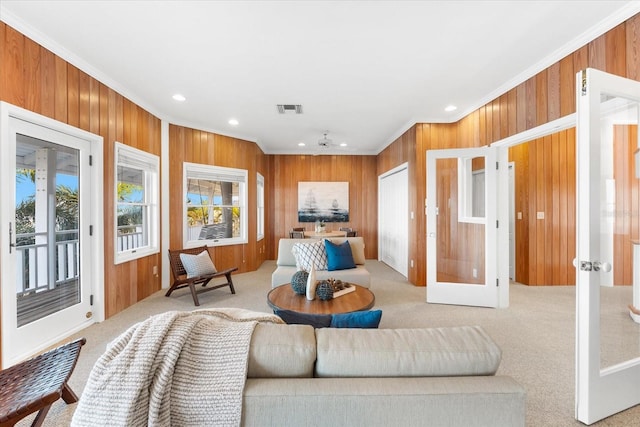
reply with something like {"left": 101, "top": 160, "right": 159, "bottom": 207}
{"left": 167, "top": 246, "right": 238, "bottom": 306}
{"left": 0, "top": 338, "right": 86, "bottom": 427}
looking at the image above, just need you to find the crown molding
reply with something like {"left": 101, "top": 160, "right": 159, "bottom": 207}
{"left": 0, "top": 7, "right": 166, "bottom": 122}
{"left": 378, "top": 1, "right": 640, "bottom": 153}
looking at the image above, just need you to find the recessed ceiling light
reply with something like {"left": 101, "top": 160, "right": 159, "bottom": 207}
{"left": 340, "top": 143, "right": 347, "bottom": 147}
{"left": 228, "top": 118, "right": 239, "bottom": 126}
{"left": 172, "top": 94, "right": 186, "bottom": 102}
{"left": 445, "top": 105, "right": 457, "bottom": 112}
{"left": 298, "top": 142, "right": 306, "bottom": 147}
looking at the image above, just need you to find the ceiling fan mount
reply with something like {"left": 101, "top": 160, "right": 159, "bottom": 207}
{"left": 318, "top": 131, "right": 335, "bottom": 148}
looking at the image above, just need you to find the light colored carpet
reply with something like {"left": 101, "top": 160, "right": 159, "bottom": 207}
{"left": 17, "top": 260, "right": 640, "bottom": 426}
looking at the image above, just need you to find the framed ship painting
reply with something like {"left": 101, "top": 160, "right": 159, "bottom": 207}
{"left": 298, "top": 181, "right": 349, "bottom": 222}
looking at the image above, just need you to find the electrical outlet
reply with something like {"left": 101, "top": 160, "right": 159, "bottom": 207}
{"left": 152, "top": 265, "right": 158, "bottom": 276}
{"left": 472, "top": 268, "right": 478, "bottom": 278}
{"left": 537, "top": 211, "right": 545, "bottom": 219}
{"left": 411, "top": 259, "right": 414, "bottom": 268}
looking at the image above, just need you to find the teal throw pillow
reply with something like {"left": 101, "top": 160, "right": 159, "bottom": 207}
{"left": 324, "top": 239, "right": 356, "bottom": 271}
{"left": 274, "top": 309, "right": 332, "bottom": 328}
{"left": 330, "top": 310, "right": 382, "bottom": 328}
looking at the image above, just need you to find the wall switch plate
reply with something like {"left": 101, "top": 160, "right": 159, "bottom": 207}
{"left": 517, "top": 212, "right": 522, "bottom": 220}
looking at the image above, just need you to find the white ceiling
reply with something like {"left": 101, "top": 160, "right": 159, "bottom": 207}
{"left": 2, "top": 1, "right": 639, "bottom": 155}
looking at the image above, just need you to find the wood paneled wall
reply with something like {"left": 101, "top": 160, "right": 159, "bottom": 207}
{"left": 613, "top": 125, "right": 640, "bottom": 286}
{"left": 168, "top": 125, "right": 269, "bottom": 273}
{"left": 509, "top": 129, "right": 576, "bottom": 285}
{"left": 267, "top": 155, "right": 378, "bottom": 259}
{"left": 0, "top": 22, "right": 162, "bottom": 323}
{"left": 379, "top": 14, "right": 640, "bottom": 286}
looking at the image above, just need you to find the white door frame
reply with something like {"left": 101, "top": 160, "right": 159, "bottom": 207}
{"left": 426, "top": 146, "right": 509, "bottom": 308}
{"left": 575, "top": 68, "right": 640, "bottom": 425}
{"left": 508, "top": 162, "right": 516, "bottom": 281}
{"left": 0, "top": 102, "right": 104, "bottom": 367}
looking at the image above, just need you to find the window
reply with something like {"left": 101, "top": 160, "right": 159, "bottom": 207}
{"left": 114, "top": 142, "right": 159, "bottom": 264}
{"left": 184, "top": 162, "right": 248, "bottom": 247}
{"left": 457, "top": 156, "right": 486, "bottom": 224}
{"left": 257, "top": 173, "right": 265, "bottom": 241}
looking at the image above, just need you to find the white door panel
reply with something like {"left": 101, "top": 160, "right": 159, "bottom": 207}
{"left": 575, "top": 68, "right": 640, "bottom": 424}
{"left": 426, "top": 146, "right": 509, "bottom": 308}
{"left": 378, "top": 164, "right": 408, "bottom": 277}
{"left": 0, "top": 102, "right": 103, "bottom": 368}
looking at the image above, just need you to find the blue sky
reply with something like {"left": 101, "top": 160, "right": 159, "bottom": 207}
{"left": 16, "top": 173, "right": 78, "bottom": 205}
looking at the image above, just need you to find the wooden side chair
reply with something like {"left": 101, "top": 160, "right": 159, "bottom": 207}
{"left": 0, "top": 337, "right": 86, "bottom": 427}
{"left": 167, "top": 246, "right": 238, "bottom": 306}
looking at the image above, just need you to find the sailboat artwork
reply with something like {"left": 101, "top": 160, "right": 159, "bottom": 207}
{"left": 298, "top": 181, "right": 349, "bottom": 222}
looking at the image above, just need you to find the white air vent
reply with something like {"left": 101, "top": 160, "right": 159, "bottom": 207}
{"left": 277, "top": 104, "right": 303, "bottom": 114}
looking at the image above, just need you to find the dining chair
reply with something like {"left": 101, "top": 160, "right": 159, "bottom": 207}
{"left": 289, "top": 230, "right": 305, "bottom": 238}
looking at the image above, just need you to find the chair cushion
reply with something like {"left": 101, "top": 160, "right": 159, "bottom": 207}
{"left": 324, "top": 240, "right": 356, "bottom": 271}
{"left": 291, "top": 240, "right": 328, "bottom": 271}
{"left": 179, "top": 250, "right": 217, "bottom": 277}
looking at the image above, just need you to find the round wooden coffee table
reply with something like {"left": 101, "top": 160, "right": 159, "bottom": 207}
{"left": 267, "top": 284, "right": 375, "bottom": 314}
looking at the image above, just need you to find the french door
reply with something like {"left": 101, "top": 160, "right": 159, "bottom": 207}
{"left": 575, "top": 69, "right": 640, "bottom": 424}
{"left": 0, "top": 103, "right": 103, "bottom": 368}
{"left": 426, "top": 146, "right": 509, "bottom": 308}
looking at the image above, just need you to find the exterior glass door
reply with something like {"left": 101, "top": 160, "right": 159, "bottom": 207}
{"left": 1, "top": 106, "right": 98, "bottom": 368}
{"left": 575, "top": 68, "right": 640, "bottom": 424}
{"left": 14, "top": 135, "right": 80, "bottom": 327}
{"left": 426, "top": 146, "right": 509, "bottom": 308}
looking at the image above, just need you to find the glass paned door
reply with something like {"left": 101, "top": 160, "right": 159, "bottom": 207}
{"left": 15, "top": 134, "right": 80, "bottom": 327}
{"left": 1, "top": 107, "right": 97, "bottom": 368}
{"left": 426, "top": 146, "right": 509, "bottom": 308}
{"left": 575, "top": 68, "right": 640, "bottom": 424}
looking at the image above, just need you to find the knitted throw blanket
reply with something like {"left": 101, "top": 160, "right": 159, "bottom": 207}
{"left": 71, "top": 308, "right": 283, "bottom": 427}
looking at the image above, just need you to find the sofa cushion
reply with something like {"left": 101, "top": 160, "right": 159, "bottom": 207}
{"left": 275, "top": 309, "right": 382, "bottom": 329}
{"left": 330, "top": 310, "right": 382, "bottom": 329}
{"left": 292, "top": 240, "right": 328, "bottom": 271}
{"left": 274, "top": 309, "right": 332, "bottom": 328}
{"left": 324, "top": 240, "right": 356, "bottom": 271}
{"left": 247, "top": 323, "right": 316, "bottom": 378}
{"left": 314, "top": 326, "right": 502, "bottom": 378}
{"left": 276, "top": 237, "right": 365, "bottom": 267}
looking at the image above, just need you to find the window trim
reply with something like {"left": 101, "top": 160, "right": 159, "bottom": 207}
{"left": 257, "top": 172, "right": 265, "bottom": 241}
{"left": 114, "top": 142, "right": 160, "bottom": 264}
{"left": 183, "top": 162, "right": 248, "bottom": 248}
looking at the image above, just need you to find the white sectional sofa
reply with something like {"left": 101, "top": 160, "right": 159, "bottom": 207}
{"left": 271, "top": 237, "right": 371, "bottom": 288}
{"left": 243, "top": 323, "right": 526, "bottom": 426}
